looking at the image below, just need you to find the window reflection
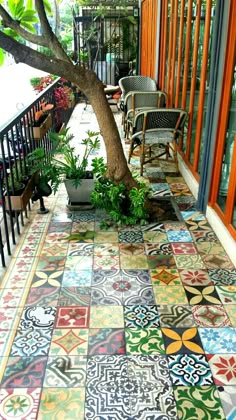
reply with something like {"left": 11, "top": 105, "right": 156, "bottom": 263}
{"left": 217, "top": 65, "right": 236, "bottom": 217}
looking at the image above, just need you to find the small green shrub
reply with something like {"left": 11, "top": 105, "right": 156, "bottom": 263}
{"left": 91, "top": 158, "right": 151, "bottom": 226}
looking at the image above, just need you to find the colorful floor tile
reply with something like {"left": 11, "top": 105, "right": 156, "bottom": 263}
{"left": 0, "top": 105, "right": 235, "bottom": 419}
{"left": 0, "top": 388, "right": 41, "bottom": 419}
{"left": 38, "top": 388, "right": 85, "bottom": 419}
{"left": 168, "top": 354, "right": 214, "bottom": 385}
{"left": 162, "top": 327, "right": 204, "bottom": 354}
{"left": 125, "top": 327, "right": 165, "bottom": 354}
{"left": 174, "top": 386, "right": 225, "bottom": 419}
{"left": 199, "top": 328, "right": 236, "bottom": 354}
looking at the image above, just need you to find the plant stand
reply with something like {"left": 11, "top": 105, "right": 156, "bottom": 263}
{"left": 37, "top": 197, "right": 49, "bottom": 214}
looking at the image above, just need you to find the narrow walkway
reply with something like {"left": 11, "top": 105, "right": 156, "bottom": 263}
{"left": 0, "top": 104, "right": 235, "bottom": 419}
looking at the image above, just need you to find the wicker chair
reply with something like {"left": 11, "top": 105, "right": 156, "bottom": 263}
{"left": 128, "top": 108, "right": 188, "bottom": 175}
{"left": 123, "top": 90, "right": 167, "bottom": 139}
{"left": 118, "top": 75, "right": 158, "bottom": 129}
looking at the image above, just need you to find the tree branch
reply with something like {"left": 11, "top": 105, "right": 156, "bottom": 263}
{"left": 0, "top": 5, "right": 48, "bottom": 47}
{"left": 35, "top": 0, "right": 71, "bottom": 62}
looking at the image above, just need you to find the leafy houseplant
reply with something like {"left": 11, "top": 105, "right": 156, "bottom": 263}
{"left": 3, "top": 159, "right": 35, "bottom": 211}
{"left": 91, "top": 158, "right": 151, "bottom": 226}
{"left": 32, "top": 101, "right": 54, "bottom": 139}
{"left": 28, "top": 129, "right": 100, "bottom": 204}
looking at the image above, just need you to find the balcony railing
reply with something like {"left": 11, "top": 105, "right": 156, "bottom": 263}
{"left": 0, "top": 78, "right": 76, "bottom": 268}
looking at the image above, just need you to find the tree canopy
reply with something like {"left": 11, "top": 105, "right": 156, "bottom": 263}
{"left": 0, "top": 0, "right": 137, "bottom": 188}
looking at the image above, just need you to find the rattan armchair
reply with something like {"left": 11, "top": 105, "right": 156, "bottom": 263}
{"left": 128, "top": 108, "right": 188, "bottom": 175}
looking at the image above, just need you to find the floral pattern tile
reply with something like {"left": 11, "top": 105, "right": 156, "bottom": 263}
{"left": 147, "top": 255, "right": 176, "bottom": 269}
{"left": 38, "top": 388, "right": 85, "bottom": 420}
{"left": 171, "top": 242, "right": 197, "bottom": 255}
{"left": 120, "top": 255, "right": 148, "bottom": 269}
{"left": 62, "top": 270, "right": 92, "bottom": 287}
{"left": 164, "top": 221, "right": 188, "bottom": 231}
{"left": 40, "top": 242, "right": 68, "bottom": 257}
{"left": 207, "top": 355, "right": 236, "bottom": 385}
{"left": 192, "top": 305, "right": 232, "bottom": 327}
{"left": 145, "top": 242, "right": 172, "bottom": 255}
{"left": 31, "top": 271, "right": 64, "bottom": 288}
{"left": 67, "top": 242, "right": 94, "bottom": 257}
{"left": 55, "top": 307, "right": 90, "bottom": 329}
{"left": 179, "top": 269, "right": 212, "bottom": 286}
{"left": 88, "top": 328, "right": 125, "bottom": 355}
{"left": 168, "top": 354, "right": 214, "bottom": 385}
{"left": 118, "top": 230, "right": 143, "bottom": 243}
{"left": 94, "top": 231, "right": 118, "bottom": 243}
{"left": 85, "top": 355, "right": 131, "bottom": 419}
{"left": 185, "top": 220, "right": 212, "bottom": 231}
{"left": 0, "top": 388, "right": 41, "bottom": 419}
{"left": 207, "top": 268, "right": 236, "bottom": 285}
{"left": 124, "top": 305, "right": 160, "bottom": 328}
{"left": 143, "top": 231, "right": 168, "bottom": 243}
{"left": 150, "top": 268, "right": 181, "bottom": 285}
{"left": 119, "top": 243, "right": 145, "bottom": 255}
{"left": 202, "top": 254, "right": 234, "bottom": 269}
{"left": 94, "top": 254, "right": 120, "bottom": 269}
{"left": 19, "top": 306, "right": 56, "bottom": 331}
{"left": 0, "top": 307, "right": 20, "bottom": 331}
{"left": 175, "top": 254, "right": 205, "bottom": 269}
{"left": 0, "top": 288, "right": 25, "bottom": 308}
{"left": 43, "top": 355, "right": 87, "bottom": 387}
{"left": 196, "top": 241, "right": 226, "bottom": 255}
{"left": 1, "top": 356, "right": 48, "bottom": 388}
{"left": 225, "top": 305, "right": 236, "bottom": 327}
{"left": 36, "top": 256, "right": 66, "bottom": 271}
{"left": 159, "top": 305, "right": 195, "bottom": 328}
{"left": 58, "top": 287, "right": 91, "bottom": 306}
{"left": 64, "top": 255, "right": 93, "bottom": 271}
{"left": 10, "top": 328, "right": 53, "bottom": 357}
{"left": 49, "top": 329, "right": 88, "bottom": 355}
{"left": 90, "top": 306, "right": 124, "bottom": 328}
{"left": 191, "top": 230, "right": 219, "bottom": 243}
{"left": 216, "top": 285, "right": 236, "bottom": 304}
{"left": 199, "top": 328, "right": 236, "bottom": 354}
{"left": 125, "top": 327, "right": 165, "bottom": 354}
{"left": 94, "top": 243, "right": 119, "bottom": 256}
{"left": 174, "top": 385, "right": 225, "bottom": 419}
{"left": 153, "top": 285, "right": 188, "bottom": 305}
{"left": 25, "top": 287, "right": 60, "bottom": 307}
{"left": 162, "top": 327, "right": 204, "bottom": 354}
{"left": 184, "top": 285, "right": 221, "bottom": 305}
{"left": 167, "top": 231, "right": 193, "bottom": 242}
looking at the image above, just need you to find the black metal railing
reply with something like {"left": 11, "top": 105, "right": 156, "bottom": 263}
{"left": 0, "top": 78, "right": 76, "bottom": 268}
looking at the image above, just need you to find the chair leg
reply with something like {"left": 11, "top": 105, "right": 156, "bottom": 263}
{"left": 128, "top": 139, "right": 134, "bottom": 163}
{"left": 173, "top": 141, "right": 179, "bottom": 173}
{"left": 140, "top": 143, "right": 145, "bottom": 176}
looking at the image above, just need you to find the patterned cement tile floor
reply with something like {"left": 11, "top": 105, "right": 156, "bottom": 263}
{"left": 0, "top": 105, "right": 236, "bottom": 419}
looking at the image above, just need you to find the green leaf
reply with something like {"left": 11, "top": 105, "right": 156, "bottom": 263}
{"left": 84, "top": 231, "right": 95, "bottom": 239}
{"left": 0, "top": 49, "right": 5, "bottom": 66}
{"left": 43, "top": 0, "right": 52, "bottom": 14}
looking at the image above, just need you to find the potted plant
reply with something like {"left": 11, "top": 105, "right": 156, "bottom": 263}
{"left": 28, "top": 129, "right": 100, "bottom": 206}
{"left": 54, "top": 83, "right": 75, "bottom": 132}
{"left": 32, "top": 101, "right": 54, "bottom": 139}
{"left": 3, "top": 160, "right": 35, "bottom": 211}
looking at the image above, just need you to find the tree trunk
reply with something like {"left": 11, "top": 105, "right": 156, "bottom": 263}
{"left": 71, "top": 68, "right": 138, "bottom": 189}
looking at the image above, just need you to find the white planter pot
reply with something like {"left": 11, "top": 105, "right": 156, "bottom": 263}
{"left": 64, "top": 177, "right": 95, "bottom": 204}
